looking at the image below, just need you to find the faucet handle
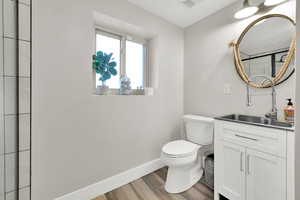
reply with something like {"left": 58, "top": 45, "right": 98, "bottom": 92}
{"left": 265, "top": 113, "right": 271, "bottom": 118}
{"left": 265, "top": 111, "right": 277, "bottom": 121}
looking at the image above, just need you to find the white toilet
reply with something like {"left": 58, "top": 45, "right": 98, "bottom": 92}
{"left": 161, "top": 115, "right": 214, "bottom": 193}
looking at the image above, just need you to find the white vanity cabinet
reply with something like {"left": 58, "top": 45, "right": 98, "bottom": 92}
{"left": 217, "top": 141, "right": 246, "bottom": 200}
{"left": 245, "top": 148, "right": 286, "bottom": 200}
{"left": 214, "top": 120, "right": 295, "bottom": 200}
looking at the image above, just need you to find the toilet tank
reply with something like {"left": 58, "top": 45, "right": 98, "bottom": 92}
{"left": 183, "top": 115, "right": 214, "bottom": 146}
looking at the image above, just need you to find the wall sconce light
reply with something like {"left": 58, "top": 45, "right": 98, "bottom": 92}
{"left": 234, "top": 0, "right": 259, "bottom": 19}
{"left": 264, "top": 0, "right": 287, "bottom": 6}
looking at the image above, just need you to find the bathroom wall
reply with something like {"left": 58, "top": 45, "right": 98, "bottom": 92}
{"left": 295, "top": 0, "right": 300, "bottom": 199}
{"left": 184, "top": 1, "right": 296, "bottom": 119}
{"left": 0, "top": 0, "right": 4, "bottom": 197}
{"left": 1, "top": 0, "right": 32, "bottom": 199}
{"left": 32, "top": 0, "right": 184, "bottom": 199}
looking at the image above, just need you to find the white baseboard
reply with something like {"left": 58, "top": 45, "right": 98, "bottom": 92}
{"left": 54, "top": 158, "right": 165, "bottom": 200}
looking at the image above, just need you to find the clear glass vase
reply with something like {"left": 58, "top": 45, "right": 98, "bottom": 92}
{"left": 96, "top": 81, "right": 109, "bottom": 95}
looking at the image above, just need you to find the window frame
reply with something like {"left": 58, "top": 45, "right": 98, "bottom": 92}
{"left": 94, "top": 26, "right": 149, "bottom": 94}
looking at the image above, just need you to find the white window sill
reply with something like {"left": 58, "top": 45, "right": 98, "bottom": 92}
{"left": 93, "top": 88, "right": 154, "bottom": 96}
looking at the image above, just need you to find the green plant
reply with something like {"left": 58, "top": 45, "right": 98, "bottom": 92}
{"left": 93, "top": 51, "right": 118, "bottom": 83}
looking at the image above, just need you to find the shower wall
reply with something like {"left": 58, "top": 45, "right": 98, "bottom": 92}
{"left": 1, "top": 0, "right": 31, "bottom": 200}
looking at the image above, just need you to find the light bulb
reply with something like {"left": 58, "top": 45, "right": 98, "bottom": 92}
{"left": 264, "top": 0, "right": 287, "bottom": 6}
{"left": 234, "top": 6, "right": 259, "bottom": 19}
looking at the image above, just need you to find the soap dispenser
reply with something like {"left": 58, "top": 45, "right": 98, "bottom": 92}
{"left": 284, "top": 98, "right": 295, "bottom": 123}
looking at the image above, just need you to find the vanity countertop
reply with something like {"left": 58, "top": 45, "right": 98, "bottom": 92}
{"left": 215, "top": 114, "right": 295, "bottom": 132}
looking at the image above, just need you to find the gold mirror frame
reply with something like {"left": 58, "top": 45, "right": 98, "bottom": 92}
{"left": 232, "top": 14, "right": 296, "bottom": 88}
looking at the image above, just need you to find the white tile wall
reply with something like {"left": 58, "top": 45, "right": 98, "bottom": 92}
{"left": 0, "top": 37, "right": 3, "bottom": 76}
{"left": 5, "top": 151, "right": 30, "bottom": 192}
{"left": 0, "top": 0, "right": 3, "bottom": 38}
{"left": 19, "top": 0, "right": 30, "bottom": 6}
{"left": 19, "top": 150, "right": 30, "bottom": 188}
{"left": 0, "top": 77, "right": 3, "bottom": 156}
{"left": 4, "top": 115, "right": 17, "bottom": 154}
{"left": 20, "top": 187, "right": 31, "bottom": 200}
{"left": 2, "top": 0, "right": 31, "bottom": 198}
{"left": 4, "top": 38, "right": 17, "bottom": 76}
{"left": 3, "top": 0, "right": 30, "bottom": 41}
{"left": 19, "top": 3, "right": 30, "bottom": 41}
{"left": 19, "top": 114, "right": 30, "bottom": 151}
{"left": 19, "top": 78, "right": 30, "bottom": 114}
{"left": 0, "top": 114, "right": 3, "bottom": 156}
{"left": 4, "top": 77, "right": 17, "bottom": 115}
{"left": 3, "top": 0, "right": 17, "bottom": 38}
{"left": 0, "top": 156, "right": 4, "bottom": 199}
{"left": 4, "top": 39, "right": 30, "bottom": 77}
{"left": 5, "top": 186, "right": 30, "bottom": 200}
{"left": 19, "top": 41, "right": 30, "bottom": 77}
{"left": 0, "top": 0, "right": 4, "bottom": 198}
{"left": 5, "top": 153, "right": 16, "bottom": 192}
{"left": 5, "top": 114, "right": 30, "bottom": 153}
{"left": 5, "top": 192, "right": 14, "bottom": 200}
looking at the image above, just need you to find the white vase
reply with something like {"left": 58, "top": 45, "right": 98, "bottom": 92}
{"left": 95, "top": 82, "right": 109, "bottom": 95}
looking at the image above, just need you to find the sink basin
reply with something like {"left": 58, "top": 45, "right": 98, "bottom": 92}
{"left": 216, "top": 114, "right": 293, "bottom": 130}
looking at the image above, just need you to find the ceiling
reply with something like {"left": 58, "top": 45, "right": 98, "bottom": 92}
{"left": 127, "top": 0, "right": 239, "bottom": 28}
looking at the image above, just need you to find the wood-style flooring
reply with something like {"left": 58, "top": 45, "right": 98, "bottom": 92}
{"left": 93, "top": 167, "right": 214, "bottom": 200}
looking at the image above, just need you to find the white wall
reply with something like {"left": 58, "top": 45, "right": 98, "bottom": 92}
{"left": 184, "top": 1, "right": 296, "bottom": 119}
{"left": 295, "top": 0, "right": 300, "bottom": 198}
{"left": 32, "top": 0, "right": 184, "bottom": 199}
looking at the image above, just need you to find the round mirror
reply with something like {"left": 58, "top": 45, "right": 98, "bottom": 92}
{"left": 233, "top": 14, "right": 296, "bottom": 88}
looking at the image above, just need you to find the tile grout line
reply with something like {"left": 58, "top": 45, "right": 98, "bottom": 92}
{"left": 3, "top": 149, "right": 31, "bottom": 156}
{"left": 3, "top": 36, "right": 30, "bottom": 43}
{"left": 3, "top": 75, "right": 31, "bottom": 78}
{"left": 4, "top": 113, "right": 30, "bottom": 116}
{"left": 5, "top": 185, "right": 30, "bottom": 195}
{"left": 18, "top": 1, "right": 29, "bottom": 7}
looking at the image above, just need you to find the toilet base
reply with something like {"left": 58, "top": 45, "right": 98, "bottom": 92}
{"left": 164, "top": 164, "right": 203, "bottom": 193}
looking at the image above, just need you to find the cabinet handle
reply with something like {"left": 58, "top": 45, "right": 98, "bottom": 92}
{"left": 246, "top": 155, "right": 251, "bottom": 175}
{"left": 235, "top": 134, "right": 258, "bottom": 141}
{"left": 240, "top": 152, "right": 244, "bottom": 172}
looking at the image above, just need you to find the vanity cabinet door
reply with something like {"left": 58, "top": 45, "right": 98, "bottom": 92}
{"left": 216, "top": 141, "right": 246, "bottom": 200}
{"left": 246, "top": 149, "right": 286, "bottom": 200}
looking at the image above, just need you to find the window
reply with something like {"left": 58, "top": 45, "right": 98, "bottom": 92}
{"left": 96, "top": 32, "right": 121, "bottom": 88}
{"left": 95, "top": 29, "right": 148, "bottom": 91}
{"left": 126, "top": 40, "right": 145, "bottom": 89}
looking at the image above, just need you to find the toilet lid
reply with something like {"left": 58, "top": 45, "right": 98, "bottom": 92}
{"left": 162, "top": 140, "right": 200, "bottom": 158}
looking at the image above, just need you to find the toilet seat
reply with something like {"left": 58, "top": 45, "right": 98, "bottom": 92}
{"left": 161, "top": 115, "right": 213, "bottom": 193}
{"left": 162, "top": 140, "right": 200, "bottom": 158}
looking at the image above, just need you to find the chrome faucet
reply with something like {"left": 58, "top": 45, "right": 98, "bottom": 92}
{"left": 246, "top": 75, "right": 278, "bottom": 120}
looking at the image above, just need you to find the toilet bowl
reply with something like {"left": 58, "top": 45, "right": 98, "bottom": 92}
{"left": 161, "top": 115, "right": 214, "bottom": 193}
{"left": 161, "top": 140, "right": 203, "bottom": 193}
